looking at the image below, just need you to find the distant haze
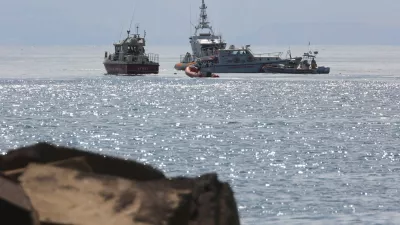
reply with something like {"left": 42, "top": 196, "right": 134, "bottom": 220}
{"left": 1, "top": 0, "right": 399, "bottom": 45}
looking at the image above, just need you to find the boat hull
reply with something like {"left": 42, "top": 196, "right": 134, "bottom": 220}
{"left": 199, "top": 60, "right": 290, "bottom": 73}
{"left": 104, "top": 62, "right": 159, "bottom": 75}
{"left": 185, "top": 66, "right": 219, "bottom": 78}
{"left": 263, "top": 66, "right": 330, "bottom": 74}
{"left": 174, "top": 62, "right": 196, "bottom": 71}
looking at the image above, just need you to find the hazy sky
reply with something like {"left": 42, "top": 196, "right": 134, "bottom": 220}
{"left": 1, "top": 0, "right": 399, "bottom": 45}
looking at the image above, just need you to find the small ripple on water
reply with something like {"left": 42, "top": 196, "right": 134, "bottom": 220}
{"left": 1, "top": 77, "right": 400, "bottom": 223}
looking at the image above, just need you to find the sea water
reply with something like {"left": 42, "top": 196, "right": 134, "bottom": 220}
{"left": 1, "top": 45, "right": 400, "bottom": 224}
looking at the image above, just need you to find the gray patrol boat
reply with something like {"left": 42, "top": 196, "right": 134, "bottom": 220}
{"left": 197, "top": 45, "right": 294, "bottom": 73}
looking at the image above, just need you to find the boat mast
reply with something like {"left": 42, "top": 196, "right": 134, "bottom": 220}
{"left": 195, "top": 0, "right": 214, "bottom": 35}
{"left": 128, "top": 1, "right": 137, "bottom": 33}
{"left": 135, "top": 23, "right": 140, "bottom": 37}
{"left": 124, "top": 1, "right": 136, "bottom": 40}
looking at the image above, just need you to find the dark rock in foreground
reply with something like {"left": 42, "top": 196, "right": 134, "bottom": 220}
{"left": 0, "top": 142, "right": 165, "bottom": 181}
{"left": 0, "top": 142, "right": 240, "bottom": 225}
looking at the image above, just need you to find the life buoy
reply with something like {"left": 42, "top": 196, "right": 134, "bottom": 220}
{"left": 247, "top": 56, "right": 253, "bottom": 62}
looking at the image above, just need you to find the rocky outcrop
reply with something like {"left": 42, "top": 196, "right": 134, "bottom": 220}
{"left": 0, "top": 142, "right": 240, "bottom": 225}
{"left": 0, "top": 142, "right": 165, "bottom": 181}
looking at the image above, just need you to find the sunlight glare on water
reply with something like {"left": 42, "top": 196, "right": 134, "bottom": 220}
{"left": 1, "top": 45, "right": 400, "bottom": 224}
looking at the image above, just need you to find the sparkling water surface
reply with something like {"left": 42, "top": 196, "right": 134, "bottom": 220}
{"left": 1, "top": 45, "right": 400, "bottom": 224}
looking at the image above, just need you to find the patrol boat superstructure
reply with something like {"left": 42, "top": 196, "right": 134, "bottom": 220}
{"left": 174, "top": 0, "right": 227, "bottom": 70}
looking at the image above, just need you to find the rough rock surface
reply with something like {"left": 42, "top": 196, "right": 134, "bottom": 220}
{"left": 0, "top": 142, "right": 241, "bottom": 225}
{"left": 19, "top": 163, "right": 192, "bottom": 225}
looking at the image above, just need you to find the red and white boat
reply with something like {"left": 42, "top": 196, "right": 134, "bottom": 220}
{"left": 103, "top": 26, "right": 159, "bottom": 75}
{"left": 185, "top": 65, "right": 219, "bottom": 78}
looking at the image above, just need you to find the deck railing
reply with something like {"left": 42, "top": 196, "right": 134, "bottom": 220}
{"left": 179, "top": 50, "right": 220, "bottom": 63}
{"left": 146, "top": 53, "right": 159, "bottom": 63}
{"left": 252, "top": 52, "right": 283, "bottom": 58}
{"left": 179, "top": 54, "right": 196, "bottom": 63}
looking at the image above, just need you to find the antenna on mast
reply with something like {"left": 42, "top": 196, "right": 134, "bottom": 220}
{"left": 135, "top": 23, "right": 140, "bottom": 35}
{"left": 128, "top": 0, "right": 138, "bottom": 33}
{"left": 190, "top": 0, "right": 192, "bottom": 35}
